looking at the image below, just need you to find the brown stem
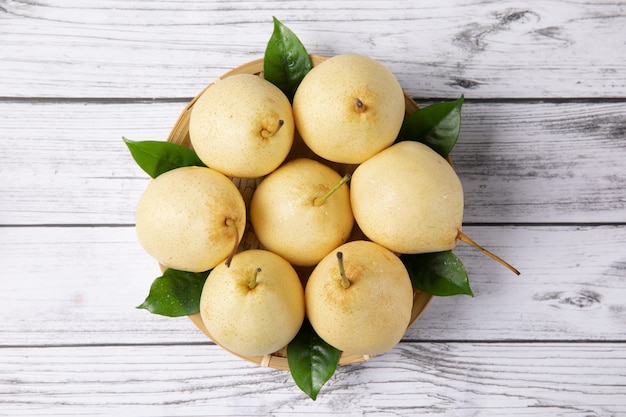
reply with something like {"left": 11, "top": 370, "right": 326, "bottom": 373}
{"left": 261, "top": 119, "right": 284, "bottom": 138}
{"left": 224, "top": 218, "right": 240, "bottom": 267}
{"left": 337, "top": 251, "right": 351, "bottom": 289}
{"left": 354, "top": 98, "right": 366, "bottom": 113}
{"left": 457, "top": 230, "right": 520, "bottom": 276}
{"left": 249, "top": 267, "right": 261, "bottom": 290}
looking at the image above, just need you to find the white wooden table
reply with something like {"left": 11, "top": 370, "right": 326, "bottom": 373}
{"left": 2, "top": 1, "right": 625, "bottom": 415}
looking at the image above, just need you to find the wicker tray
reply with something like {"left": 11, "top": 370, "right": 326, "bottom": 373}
{"left": 166, "top": 54, "right": 433, "bottom": 370}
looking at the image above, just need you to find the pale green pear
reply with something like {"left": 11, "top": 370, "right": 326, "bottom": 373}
{"left": 135, "top": 166, "right": 246, "bottom": 272}
{"left": 350, "top": 141, "right": 464, "bottom": 254}
{"left": 250, "top": 158, "right": 353, "bottom": 266}
{"left": 305, "top": 240, "right": 413, "bottom": 355}
{"left": 190, "top": 73, "right": 294, "bottom": 178}
{"left": 292, "top": 54, "right": 405, "bottom": 164}
{"left": 199, "top": 249, "right": 305, "bottom": 357}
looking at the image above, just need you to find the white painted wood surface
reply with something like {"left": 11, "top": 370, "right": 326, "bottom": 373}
{"left": 1, "top": 0, "right": 625, "bottom": 415}
{"left": 2, "top": 100, "right": 625, "bottom": 224}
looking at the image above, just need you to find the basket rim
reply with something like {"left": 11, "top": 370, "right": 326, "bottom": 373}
{"left": 165, "top": 54, "right": 435, "bottom": 371}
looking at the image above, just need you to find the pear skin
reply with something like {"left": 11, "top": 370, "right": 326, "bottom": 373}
{"left": 293, "top": 54, "right": 405, "bottom": 164}
{"left": 250, "top": 158, "right": 354, "bottom": 266}
{"left": 190, "top": 74, "right": 294, "bottom": 178}
{"left": 305, "top": 240, "right": 413, "bottom": 355}
{"left": 350, "top": 141, "right": 464, "bottom": 254}
{"left": 200, "top": 250, "right": 305, "bottom": 356}
{"left": 135, "top": 166, "right": 246, "bottom": 272}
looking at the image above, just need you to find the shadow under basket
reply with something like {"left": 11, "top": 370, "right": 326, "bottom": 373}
{"left": 165, "top": 54, "right": 433, "bottom": 371}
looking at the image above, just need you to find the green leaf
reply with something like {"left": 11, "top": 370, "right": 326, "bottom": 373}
{"left": 263, "top": 16, "right": 313, "bottom": 101}
{"left": 137, "top": 268, "right": 210, "bottom": 317}
{"left": 287, "top": 319, "right": 341, "bottom": 400}
{"left": 400, "top": 251, "right": 473, "bottom": 297}
{"left": 123, "top": 137, "right": 206, "bottom": 178}
{"left": 396, "top": 95, "right": 464, "bottom": 158}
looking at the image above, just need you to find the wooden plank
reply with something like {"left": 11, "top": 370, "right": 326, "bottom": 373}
{"left": 1, "top": 225, "right": 625, "bottom": 346}
{"left": 453, "top": 100, "right": 626, "bottom": 224}
{"left": 1, "top": 100, "right": 624, "bottom": 225}
{"left": 1, "top": 342, "right": 624, "bottom": 415}
{"left": 0, "top": 101, "right": 172, "bottom": 225}
{"left": 1, "top": 1, "right": 622, "bottom": 414}
{"left": 1, "top": 1, "right": 625, "bottom": 99}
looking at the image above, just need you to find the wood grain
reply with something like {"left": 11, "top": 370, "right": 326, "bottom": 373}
{"left": 1, "top": 343, "right": 624, "bottom": 415}
{"left": 1, "top": 0, "right": 625, "bottom": 413}
{"left": 2, "top": 225, "right": 624, "bottom": 346}
{"left": 1, "top": 100, "right": 624, "bottom": 225}
{"left": 0, "top": 0, "right": 624, "bottom": 99}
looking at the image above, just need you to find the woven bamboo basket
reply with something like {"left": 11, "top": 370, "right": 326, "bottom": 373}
{"left": 166, "top": 54, "right": 433, "bottom": 371}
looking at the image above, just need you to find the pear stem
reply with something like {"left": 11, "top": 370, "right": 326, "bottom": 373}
{"left": 249, "top": 267, "right": 261, "bottom": 290}
{"left": 457, "top": 230, "right": 520, "bottom": 276}
{"left": 354, "top": 98, "right": 366, "bottom": 113}
{"left": 261, "top": 119, "right": 284, "bottom": 138}
{"left": 313, "top": 174, "right": 351, "bottom": 206}
{"left": 224, "top": 218, "right": 239, "bottom": 267}
{"left": 337, "top": 251, "right": 351, "bottom": 289}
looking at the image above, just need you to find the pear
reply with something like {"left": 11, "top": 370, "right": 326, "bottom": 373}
{"left": 135, "top": 166, "right": 246, "bottom": 272}
{"left": 305, "top": 240, "right": 414, "bottom": 355}
{"left": 292, "top": 53, "right": 405, "bottom": 164}
{"left": 250, "top": 158, "right": 353, "bottom": 266}
{"left": 189, "top": 73, "right": 295, "bottom": 178}
{"left": 350, "top": 141, "right": 464, "bottom": 254}
{"left": 199, "top": 249, "right": 305, "bottom": 357}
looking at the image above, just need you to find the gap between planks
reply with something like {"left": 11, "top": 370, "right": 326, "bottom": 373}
{"left": 2, "top": 338, "right": 626, "bottom": 350}
{"left": 1, "top": 97, "right": 625, "bottom": 104}
{"left": 2, "top": 222, "right": 626, "bottom": 228}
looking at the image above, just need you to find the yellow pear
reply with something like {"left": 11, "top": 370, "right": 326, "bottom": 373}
{"left": 305, "top": 240, "right": 413, "bottom": 355}
{"left": 292, "top": 53, "right": 405, "bottom": 164}
{"left": 350, "top": 141, "right": 464, "bottom": 254}
{"left": 199, "top": 249, "right": 305, "bottom": 357}
{"left": 249, "top": 158, "right": 353, "bottom": 266}
{"left": 135, "top": 166, "right": 246, "bottom": 272}
{"left": 189, "top": 73, "right": 295, "bottom": 178}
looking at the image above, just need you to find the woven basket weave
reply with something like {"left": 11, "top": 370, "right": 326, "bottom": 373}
{"left": 166, "top": 54, "right": 433, "bottom": 370}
